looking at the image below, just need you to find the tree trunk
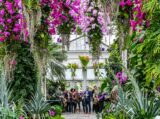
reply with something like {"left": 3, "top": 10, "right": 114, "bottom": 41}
{"left": 4, "top": 52, "right": 17, "bottom": 81}
{"left": 118, "top": 21, "right": 128, "bottom": 69}
{"left": 23, "top": 6, "right": 48, "bottom": 97}
{"left": 82, "top": 69, "right": 87, "bottom": 91}
{"left": 61, "top": 34, "right": 70, "bottom": 51}
{"left": 119, "top": 36, "right": 128, "bottom": 69}
{"left": 121, "top": 50, "right": 127, "bottom": 69}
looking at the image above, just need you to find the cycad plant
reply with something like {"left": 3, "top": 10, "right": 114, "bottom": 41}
{"left": 103, "top": 63, "right": 160, "bottom": 119}
{"left": 0, "top": 70, "right": 15, "bottom": 119}
{"left": 25, "top": 81, "right": 50, "bottom": 119}
{"left": 0, "top": 67, "right": 24, "bottom": 119}
{"left": 131, "top": 93, "right": 160, "bottom": 119}
{"left": 115, "top": 69, "right": 160, "bottom": 119}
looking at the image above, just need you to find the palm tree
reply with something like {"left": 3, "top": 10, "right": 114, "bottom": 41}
{"left": 42, "top": 42, "right": 67, "bottom": 99}
{"left": 47, "top": 42, "right": 67, "bottom": 81}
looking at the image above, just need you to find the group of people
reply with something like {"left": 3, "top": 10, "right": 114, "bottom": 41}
{"left": 61, "top": 86, "right": 109, "bottom": 114}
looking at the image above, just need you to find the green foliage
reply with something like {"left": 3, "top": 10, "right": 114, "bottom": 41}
{"left": 101, "top": 42, "right": 121, "bottom": 92}
{"left": 44, "top": 105, "right": 64, "bottom": 119}
{"left": 0, "top": 70, "right": 9, "bottom": 108}
{"left": 45, "top": 115, "right": 64, "bottom": 119}
{"left": 57, "top": 2, "right": 74, "bottom": 35}
{"left": 50, "top": 115, "right": 64, "bottom": 119}
{"left": 47, "top": 80, "right": 65, "bottom": 100}
{"left": 130, "top": 1, "right": 160, "bottom": 88}
{"left": 103, "top": 68, "right": 160, "bottom": 119}
{"left": 0, "top": 70, "right": 16, "bottom": 119}
{"left": 79, "top": 56, "right": 90, "bottom": 70}
{"left": 107, "top": 42, "right": 122, "bottom": 74}
{"left": 93, "top": 62, "right": 104, "bottom": 77}
{"left": 131, "top": 94, "right": 160, "bottom": 119}
{"left": 25, "top": 89, "right": 50, "bottom": 118}
{"left": 47, "top": 43, "right": 67, "bottom": 62}
{"left": 88, "top": 26, "right": 103, "bottom": 57}
{"left": 116, "top": 2, "right": 132, "bottom": 50}
{"left": 0, "top": 66, "right": 25, "bottom": 119}
{"left": 143, "top": 0, "right": 159, "bottom": 18}
{"left": 76, "top": 26, "right": 82, "bottom": 35}
{"left": 67, "top": 63, "right": 78, "bottom": 77}
{"left": 103, "top": 115, "right": 116, "bottom": 119}
{"left": 51, "top": 105, "right": 62, "bottom": 116}
{"left": 101, "top": 77, "right": 113, "bottom": 92}
{"left": 0, "top": 107, "right": 17, "bottom": 119}
{"left": 10, "top": 42, "right": 37, "bottom": 101}
{"left": 58, "top": 22, "right": 74, "bottom": 35}
{"left": 23, "top": 0, "right": 40, "bottom": 10}
{"left": 47, "top": 42, "right": 67, "bottom": 80}
{"left": 14, "top": 101, "right": 27, "bottom": 119}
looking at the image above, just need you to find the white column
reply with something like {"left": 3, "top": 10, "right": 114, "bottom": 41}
{"left": 70, "top": 81, "right": 75, "bottom": 89}
{"left": 82, "top": 69, "right": 87, "bottom": 91}
{"left": 121, "top": 50, "right": 127, "bottom": 69}
{"left": 44, "top": 78, "right": 47, "bottom": 101}
{"left": 71, "top": 75, "right": 75, "bottom": 89}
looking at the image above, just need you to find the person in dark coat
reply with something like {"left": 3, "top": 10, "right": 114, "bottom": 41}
{"left": 93, "top": 94, "right": 99, "bottom": 113}
{"left": 66, "top": 90, "right": 73, "bottom": 113}
{"left": 81, "top": 94, "right": 86, "bottom": 113}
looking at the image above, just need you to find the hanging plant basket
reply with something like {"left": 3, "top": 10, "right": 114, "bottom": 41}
{"left": 79, "top": 56, "right": 90, "bottom": 71}
{"left": 67, "top": 63, "right": 78, "bottom": 78}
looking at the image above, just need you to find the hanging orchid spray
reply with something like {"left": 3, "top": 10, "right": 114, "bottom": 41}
{"left": 41, "top": 0, "right": 75, "bottom": 35}
{"left": 69, "top": 0, "right": 108, "bottom": 57}
{"left": 0, "top": 0, "right": 23, "bottom": 42}
{"left": 116, "top": 71, "right": 128, "bottom": 85}
{"left": 119, "top": 0, "right": 150, "bottom": 44}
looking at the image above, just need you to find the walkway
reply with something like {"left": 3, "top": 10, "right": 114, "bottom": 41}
{"left": 62, "top": 113, "right": 97, "bottom": 119}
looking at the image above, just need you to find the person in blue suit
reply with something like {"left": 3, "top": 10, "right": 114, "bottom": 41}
{"left": 84, "top": 86, "right": 92, "bottom": 114}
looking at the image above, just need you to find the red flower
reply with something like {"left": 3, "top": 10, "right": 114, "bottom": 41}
{"left": 135, "top": 0, "right": 142, "bottom": 4}
{"left": 119, "top": 0, "right": 125, "bottom": 8}
{"left": 130, "top": 20, "right": 137, "bottom": 31}
{"left": 9, "top": 60, "right": 17, "bottom": 65}
{"left": 49, "top": 28, "right": 56, "bottom": 35}
{"left": 139, "top": 38, "right": 143, "bottom": 43}
{"left": 126, "top": 0, "right": 133, "bottom": 6}
{"left": 19, "top": 115, "right": 24, "bottom": 119}
{"left": 49, "top": 110, "right": 55, "bottom": 117}
{"left": 146, "top": 20, "right": 150, "bottom": 27}
{"left": 0, "top": 36, "right": 6, "bottom": 42}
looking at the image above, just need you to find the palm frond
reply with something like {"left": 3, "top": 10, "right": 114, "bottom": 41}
{"left": 48, "top": 59, "right": 66, "bottom": 80}
{"left": 47, "top": 42, "right": 66, "bottom": 80}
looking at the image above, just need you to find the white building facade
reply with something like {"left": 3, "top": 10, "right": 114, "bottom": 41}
{"left": 53, "top": 34, "right": 115, "bottom": 91}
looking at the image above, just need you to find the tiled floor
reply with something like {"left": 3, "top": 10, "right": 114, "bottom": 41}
{"left": 62, "top": 112, "right": 97, "bottom": 119}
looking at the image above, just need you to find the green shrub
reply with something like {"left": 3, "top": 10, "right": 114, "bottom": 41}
{"left": 103, "top": 115, "right": 116, "bottom": 119}
{"left": 52, "top": 105, "right": 62, "bottom": 116}
{"left": 50, "top": 115, "right": 64, "bottom": 119}
{"left": 25, "top": 88, "right": 50, "bottom": 118}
